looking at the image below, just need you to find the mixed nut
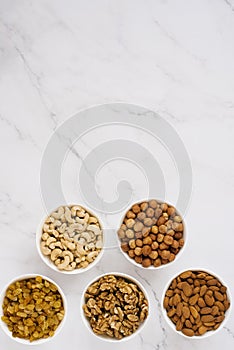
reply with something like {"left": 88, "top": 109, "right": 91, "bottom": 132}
{"left": 163, "top": 270, "right": 230, "bottom": 337}
{"left": 118, "top": 200, "right": 184, "bottom": 268}
{"left": 83, "top": 274, "right": 149, "bottom": 339}
{"left": 40, "top": 205, "right": 103, "bottom": 271}
{"left": 1, "top": 276, "right": 65, "bottom": 342}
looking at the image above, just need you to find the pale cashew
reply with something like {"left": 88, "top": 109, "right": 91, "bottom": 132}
{"left": 87, "top": 251, "right": 98, "bottom": 262}
{"left": 81, "top": 231, "right": 91, "bottom": 242}
{"left": 87, "top": 225, "right": 101, "bottom": 236}
{"left": 49, "top": 241, "right": 63, "bottom": 250}
{"left": 96, "top": 240, "right": 103, "bottom": 249}
{"left": 53, "top": 220, "right": 62, "bottom": 227}
{"left": 41, "top": 232, "right": 49, "bottom": 241}
{"left": 46, "top": 237, "right": 56, "bottom": 246}
{"left": 51, "top": 248, "right": 62, "bottom": 261}
{"left": 64, "top": 262, "right": 76, "bottom": 271}
{"left": 40, "top": 241, "right": 51, "bottom": 255}
{"left": 65, "top": 207, "right": 75, "bottom": 224}
{"left": 51, "top": 206, "right": 64, "bottom": 219}
{"left": 57, "top": 255, "right": 70, "bottom": 270}
{"left": 71, "top": 206, "right": 82, "bottom": 217}
{"left": 67, "top": 223, "right": 83, "bottom": 235}
{"left": 58, "top": 223, "right": 67, "bottom": 234}
{"left": 75, "top": 217, "right": 85, "bottom": 224}
{"left": 51, "top": 229, "right": 59, "bottom": 238}
{"left": 88, "top": 216, "right": 98, "bottom": 224}
{"left": 46, "top": 216, "right": 55, "bottom": 223}
{"left": 43, "top": 224, "right": 50, "bottom": 232}
{"left": 86, "top": 242, "right": 95, "bottom": 250}
{"left": 62, "top": 250, "right": 74, "bottom": 262}
{"left": 75, "top": 237, "right": 86, "bottom": 245}
{"left": 64, "top": 241, "right": 76, "bottom": 250}
{"left": 76, "top": 244, "right": 86, "bottom": 256}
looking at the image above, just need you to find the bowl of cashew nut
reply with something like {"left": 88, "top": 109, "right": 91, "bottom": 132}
{"left": 36, "top": 204, "right": 104, "bottom": 274}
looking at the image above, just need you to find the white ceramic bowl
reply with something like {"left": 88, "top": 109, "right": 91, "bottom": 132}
{"left": 161, "top": 268, "right": 232, "bottom": 338}
{"left": 0, "top": 274, "right": 67, "bottom": 345}
{"left": 118, "top": 198, "right": 187, "bottom": 270}
{"left": 36, "top": 204, "right": 105, "bottom": 274}
{"left": 81, "top": 272, "right": 150, "bottom": 342}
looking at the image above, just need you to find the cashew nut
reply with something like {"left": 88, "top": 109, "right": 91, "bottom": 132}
{"left": 51, "top": 206, "right": 64, "bottom": 219}
{"left": 41, "top": 232, "right": 49, "bottom": 241}
{"left": 51, "top": 248, "right": 62, "bottom": 261}
{"left": 81, "top": 231, "right": 92, "bottom": 242}
{"left": 49, "top": 241, "right": 63, "bottom": 250}
{"left": 40, "top": 241, "right": 51, "bottom": 255}
{"left": 46, "top": 237, "right": 56, "bottom": 246}
{"left": 57, "top": 255, "right": 70, "bottom": 270}
{"left": 87, "top": 225, "right": 101, "bottom": 236}
{"left": 58, "top": 223, "right": 67, "bottom": 234}
{"left": 76, "top": 244, "right": 86, "bottom": 256}
{"left": 64, "top": 262, "right": 76, "bottom": 271}
{"left": 87, "top": 251, "right": 98, "bottom": 262}
{"left": 71, "top": 206, "right": 82, "bottom": 217}
{"left": 65, "top": 207, "right": 75, "bottom": 224}
{"left": 62, "top": 250, "right": 74, "bottom": 262}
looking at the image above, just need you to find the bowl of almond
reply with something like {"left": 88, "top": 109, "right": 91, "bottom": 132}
{"left": 161, "top": 268, "right": 232, "bottom": 338}
{"left": 117, "top": 199, "right": 187, "bottom": 269}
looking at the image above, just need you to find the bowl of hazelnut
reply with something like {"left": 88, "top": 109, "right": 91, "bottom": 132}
{"left": 117, "top": 199, "right": 187, "bottom": 269}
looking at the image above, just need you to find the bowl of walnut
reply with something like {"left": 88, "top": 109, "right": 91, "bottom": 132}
{"left": 117, "top": 199, "right": 187, "bottom": 269}
{"left": 81, "top": 273, "right": 149, "bottom": 341}
{"left": 36, "top": 204, "right": 104, "bottom": 274}
{"left": 0, "top": 274, "right": 67, "bottom": 344}
{"left": 161, "top": 268, "right": 232, "bottom": 338}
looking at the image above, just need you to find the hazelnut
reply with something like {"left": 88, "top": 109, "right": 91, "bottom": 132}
{"left": 121, "top": 242, "right": 129, "bottom": 252}
{"left": 174, "top": 215, "right": 182, "bottom": 223}
{"left": 159, "top": 225, "right": 167, "bottom": 233}
{"left": 161, "top": 203, "right": 168, "bottom": 212}
{"left": 159, "top": 242, "right": 169, "bottom": 250}
{"left": 161, "top": 250, "right": 171, "bottom": 260}
{"left": 142, "top": 227, "right": 150, "bottom": 237}
{"left": 144, "top": 218, "right": 153, "bottom": 227}
{"left": 143, "top": 236, "right": 152, "bottom": 245}
{"left": 126, "top": 218, "right": 135, "bottom": 228}
{"left": 146, "top": 208, "right": 154, "bottom": 218}
{"left": 157, "top": 217, "right": 166, "bottom": 226}
{"left": 169, "top": 253, "right": 175, "bottom": 262}
{"left": 149, "top": 251, "right": 158, "bottom": 260}
{"left": 172, "top": 222, "right": 183, "bottom": 231}
{"left": 155, "top": 208, "right": 163, "bottom": 218}
{"left": 164, "top": 235, "right": 174, "bottom": 245}
{"left": 167, "top": 206, "right": 176, "bottom": 216}
{"left": 126, "top": 229, "right": 134, "bottom": 239}
{"left": 179, "top": 238, "right": 184, "bottom": 247}
{"left": 174, "top": 232, "right": 183, "bottom": 239}
{"left": 118, "top": 229, "right": 125, "bottom": 239}
{"left": 137, "top": 212, "right": 146, "bottom": 221}
{"left": 136, "top": 239, "right": 143, "bottom": 247}
{"left": 150, "top": 233, "right": 156, "bottom": 240}
{"left": 153, "top": 258, "right": 161, "bottom": 267}
{"left": 151, "top": 225, "right": 158, "bottom": 234}
{"left": 132, "top": 204, "right": 140, "bottom": 213}
{"left": 142, "top": 258, "right": 151, "bottom": 268}
{"left": 126, "top": 211, "right": 136, "bottom": 219}
{"left": 157, "top": 234, "right": 164, "bottom": 243}
{"left": 172, "top": 240, "right": 179, "bottom": 249}
{"left": 167, "top": 229, "right": 175, "bottom": 236}
{"left": 151, "top": 241, "right": 159, "bottom": 250}
{"left": 135, "top": 232, "right": 143, "bottom": 239}
{"left": 128, "top": 250, "right": 135, "bottom": 258}
{"left": 149, "top": 200, "right": 157, "bottom": 208}
{"left": 134, "top": 221, "right": 144, "bottom": 232}
{"left": 121, "top": 224, "right": 127, "bottom": 230}
{"left": 135, "top": 256, "right": 142, "bottom": 264}
{"left": 142, "top": 245, "right": 152, "bottom": 256}
{"left": 134, "top": 247, "right": 142, "bottom": 256}
{"left": 129, "top": 239, "right": 136, "bottom": 249}
{"left": 140, "top": 202, "right": 148, "bottom": 211}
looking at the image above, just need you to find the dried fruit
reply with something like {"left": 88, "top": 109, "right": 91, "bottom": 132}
{"left": 1, "top": 276, "right": 65, "bottom": 342}
{"left": 163, "top": 270, "right": 230, "bottom": 337}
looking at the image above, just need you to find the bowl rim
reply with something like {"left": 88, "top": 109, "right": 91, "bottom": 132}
{"left": 117, "top": 197, "right": 187, "bottom": 270}
{"left": 36, "top": 203, "right": 105, "bottom": 275}
{"left": 161, "top": 267, "right": 232, "bottom": 339}
{"left": 80, "top": 271, "right": 150, "bottom": 342}
{"left": 0, "top": 273, "right": 67, "bottom": 345}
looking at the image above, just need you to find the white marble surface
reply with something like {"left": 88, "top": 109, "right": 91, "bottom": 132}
{"left": 1, "top": 0, "right": 234, "bottom": 349}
